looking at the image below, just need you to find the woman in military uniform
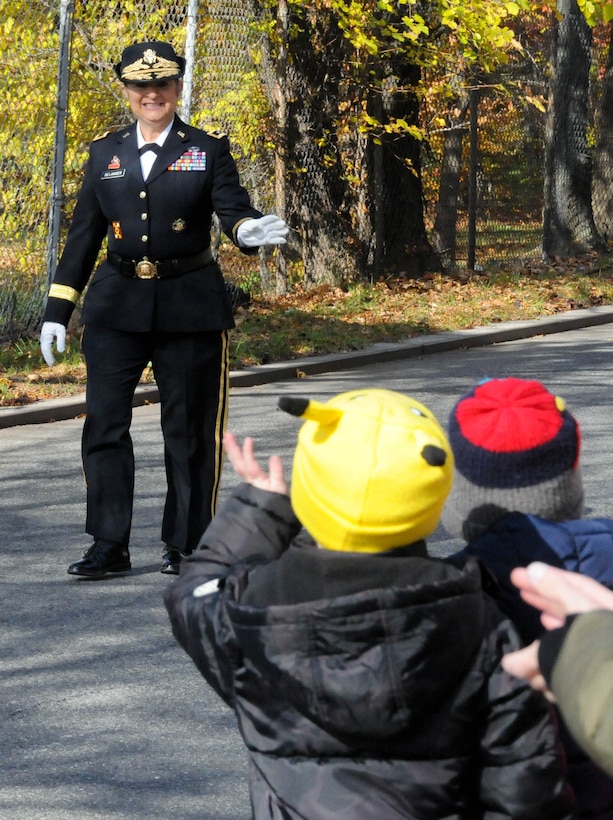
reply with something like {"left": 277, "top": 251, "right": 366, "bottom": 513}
{"left": 40, "top": 41, "right": 288, "bottom": 578}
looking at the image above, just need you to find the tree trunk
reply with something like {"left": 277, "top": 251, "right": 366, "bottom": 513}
{"left": 542, "top": 0, "right": 606, "bottom": 259}
{"left": 366, "top": 58, "right": 443, "bottom": 278}
{"left": 431, "top": 96, "right": 470, "bottom": 265}
{"left": 253, "top": 2, "right": 443, "bottom": 286}
{"left": 592, "top": 23, "right": 613, "bottom": 244}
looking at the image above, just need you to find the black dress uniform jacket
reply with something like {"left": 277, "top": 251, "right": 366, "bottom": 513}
{"left": 164, "top": 484, "right": 576, "bottom": 820}
{"left": 43, "top": 116, "right": 263, "bottom": 553}
{"left": 44, "top": 115, "right": 261, "bottom": 330}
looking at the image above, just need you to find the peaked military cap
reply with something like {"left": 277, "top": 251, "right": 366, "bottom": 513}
{"left": 114, "top": 41, "right": 185, "bottom": 83}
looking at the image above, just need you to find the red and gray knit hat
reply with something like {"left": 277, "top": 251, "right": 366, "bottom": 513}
{"left": 442, "top": 377, "right": 584, "bottom": 542}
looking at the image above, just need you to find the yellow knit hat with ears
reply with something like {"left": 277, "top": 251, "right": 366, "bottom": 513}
{"left": 278, "top": 389, "right": 454, "bottom": 553}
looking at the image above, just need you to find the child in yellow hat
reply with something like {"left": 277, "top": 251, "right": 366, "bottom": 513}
{"left": 164, "top": 388, "right": 574, "bottom": 820}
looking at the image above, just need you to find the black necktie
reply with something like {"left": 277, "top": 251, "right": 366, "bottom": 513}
{"left": 139, "top": 143, "right": 161, "bottom": 156}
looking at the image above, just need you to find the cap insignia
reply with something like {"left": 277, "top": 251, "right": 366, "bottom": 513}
{"left": 122, "top": 50, "right": 180, "bottom": 81}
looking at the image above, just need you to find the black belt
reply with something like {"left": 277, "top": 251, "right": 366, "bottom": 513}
{"left": 107, "top": 248, "right": 213, "bottom": 279}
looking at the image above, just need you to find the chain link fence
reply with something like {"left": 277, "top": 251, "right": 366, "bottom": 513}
{"left": 0, "top": 1, "right": 606, "bottom": 342}
{"left": 423, "top": 84, "right": 547, "bottom": 272}
{"left": 1, "top": 0, "right": 59, "bottom": 341}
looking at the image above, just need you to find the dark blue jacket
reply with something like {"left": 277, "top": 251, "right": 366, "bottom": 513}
{"left": 451, "top": 512, "right": 613, "bottom": 819}
{"left": 451, "top": 513, "right": 613, "bottom": 644}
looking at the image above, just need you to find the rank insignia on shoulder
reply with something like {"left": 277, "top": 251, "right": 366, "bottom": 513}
{"left": 93, "top": 130, "right": 110, "bottom": 141}
{"left": 207, "top": 129, "right": 226, "bottom": 139}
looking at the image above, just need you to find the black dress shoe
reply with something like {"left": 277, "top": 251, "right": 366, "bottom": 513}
{"left": 68, "top": 540, "right": 131, "bottom": 578}
{"left": 160, "top": 547, "right": 190, "bottom": 575}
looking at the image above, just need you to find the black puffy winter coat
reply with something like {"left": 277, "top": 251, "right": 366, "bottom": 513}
{"left": 164, "top": 484, "right": 575, "bottom": 820}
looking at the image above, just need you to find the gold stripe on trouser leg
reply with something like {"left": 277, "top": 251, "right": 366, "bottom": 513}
{"left": 81, "top": 325, "right": 88, "bottom": 489}
{"left": 210, "top": 329, "right": 230, "bottom": 520}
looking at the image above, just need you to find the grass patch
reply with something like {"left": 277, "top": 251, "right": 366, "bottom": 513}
{"left": 3, "top": 251, "right": 613, "bottom": 407}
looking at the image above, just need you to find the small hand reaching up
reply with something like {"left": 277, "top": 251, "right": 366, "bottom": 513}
{"left": 501, "top": 640, "right": 556, "bottom": 701}
{"left": 502, "top": 562, "right": 613, "bottom": 699}
{"left": 223, "top": 432, "right": 288, "bottom": 495}
{"left": 509, "top": 561, "right": 613, "bottom": 629}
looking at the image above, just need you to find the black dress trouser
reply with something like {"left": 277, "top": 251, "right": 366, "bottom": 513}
{"left": 81, "top": 324, "right": 229, "bottom": 553}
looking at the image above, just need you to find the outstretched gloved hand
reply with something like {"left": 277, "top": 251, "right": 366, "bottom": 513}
{"left": 40, "top": 321, "right": 66, "bottom": 367}
{"left": 236, "top": 215, "right": 289, "bottom": 247}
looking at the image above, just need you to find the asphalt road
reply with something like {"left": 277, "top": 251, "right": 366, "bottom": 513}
{"left": 3, "top": 308, "right": 613, "bottom": 819}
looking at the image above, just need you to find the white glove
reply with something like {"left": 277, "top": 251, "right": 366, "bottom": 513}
{"left": 40, "top": 321, "right": 66, "bottom": 367}
{"left": 237, "top": 215, "right": 289, "bottom": 247}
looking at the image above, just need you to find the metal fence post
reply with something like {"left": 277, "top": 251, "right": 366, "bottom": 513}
{"left": 179, "top": 0, "right": 198, "bottom": 122}
{"left": 467, "top": 87, "right": 480, "bottom": 271}
{"left": 45, "top": 0, "right": 73, "bottom": 292}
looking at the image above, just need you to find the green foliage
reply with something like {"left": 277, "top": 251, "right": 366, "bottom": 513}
{"left": 192, "top": 69, "right": 274, "bottom": 163}
{"left": 573, "top": 0, "right": 613, "bottom": 26}
{"left": 537, "top": 0, "right": 613, "bottom": 26}
{"left": 1, "top": 1, "right": 57, "bottom": 241}
{"left": 236, "top": 268, "right": 263, "bottom": 296}
{"left": 316, "top": 0, "right": 530, "bottom": 72}
{"left": 1, "top": 0, "right": 609, "bottom": 319}
{"left": 248, "top": 0, "right": 534, "bottom": 157}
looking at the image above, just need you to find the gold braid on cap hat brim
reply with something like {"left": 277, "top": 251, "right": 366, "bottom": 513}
{"left": 121, "top": 54, "right": 181, "bottom": 81}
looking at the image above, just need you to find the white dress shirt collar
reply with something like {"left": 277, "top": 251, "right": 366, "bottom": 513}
{"left": 137, "top": 121, "right": 173, "bottom": 180}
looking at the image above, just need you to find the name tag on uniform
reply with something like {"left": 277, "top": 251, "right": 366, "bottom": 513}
{"left": 168, "top": 149, "right": 207, "bottom": 172}
{"left": 102, "top": 169, "right": 126, "bottom": 180}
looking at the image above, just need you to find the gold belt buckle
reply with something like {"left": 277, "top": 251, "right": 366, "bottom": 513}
{"left": 135, "top": 257, "right": 157, "bottom": 279}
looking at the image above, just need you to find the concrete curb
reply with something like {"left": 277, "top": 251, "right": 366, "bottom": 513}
{"left": 3, "top": 303, "right": 613, "bottom": 429}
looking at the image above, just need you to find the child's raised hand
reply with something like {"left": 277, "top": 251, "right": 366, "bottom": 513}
{"left": 223, "top": 432, "right": 288, "bottom": 495}
{"left": 501, "top": 640, "right": 556, "bottom": 702}
{"left": 510, "top": 562, "right": 613, "bottom": 630}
